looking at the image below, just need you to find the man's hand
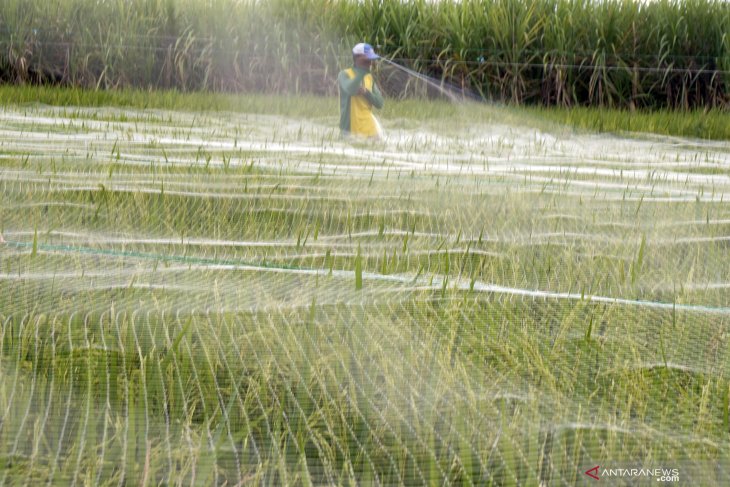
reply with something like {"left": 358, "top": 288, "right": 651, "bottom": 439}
{"left": 357, "top": 86, "right": 369, "bottom": 96}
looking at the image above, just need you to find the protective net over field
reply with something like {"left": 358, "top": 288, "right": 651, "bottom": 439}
{"left": 1, "top": 104, "right": 729, "bottom": 485}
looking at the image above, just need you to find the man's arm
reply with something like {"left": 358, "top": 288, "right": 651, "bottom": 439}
{"left": 364, "top": 82, "right": 384, "bottom": 109}
{"left": 338, "top": 70, "right": 366, "bottom": 96}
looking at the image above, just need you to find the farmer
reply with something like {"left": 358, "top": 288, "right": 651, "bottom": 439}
{"left": 338, "top": 43, "right": 384, "bottom": 139}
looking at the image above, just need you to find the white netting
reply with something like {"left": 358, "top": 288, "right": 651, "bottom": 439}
{"left": 1, "top": 104, "right": 729, "bottom": 485}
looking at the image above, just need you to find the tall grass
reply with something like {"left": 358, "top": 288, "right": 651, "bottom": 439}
{"left": 0, "top": 0, "right": 728, "bottom": 109}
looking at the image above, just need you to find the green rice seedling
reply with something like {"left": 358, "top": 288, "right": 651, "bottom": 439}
{"left": 0, "top": 89, "right": 729, "bottom": 485}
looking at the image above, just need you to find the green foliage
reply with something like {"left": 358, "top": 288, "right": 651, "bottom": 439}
{"left": 0, "top": 0, "right": 728, "bottom": 108}
{"left": 529, "top": 105, "right": 730, "bottom": 140}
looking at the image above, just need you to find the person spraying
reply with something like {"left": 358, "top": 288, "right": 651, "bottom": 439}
{"left": 338, "top": 43, "right": 384, "bottom": 139}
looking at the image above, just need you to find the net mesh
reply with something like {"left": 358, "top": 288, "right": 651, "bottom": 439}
{"left": 1, "top": 104, "right": 729, "bottom": 485}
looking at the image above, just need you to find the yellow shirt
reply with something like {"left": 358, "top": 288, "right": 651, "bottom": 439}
{"left": 338, "top": 67, "right": 384, "bottom": 138}
{"left": 345, "top": 68, "right": 379, "bottom": 137}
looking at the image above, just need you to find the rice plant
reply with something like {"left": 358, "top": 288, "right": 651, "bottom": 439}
{"left": 1, "top": 92, "right": 729, "bottom": 484}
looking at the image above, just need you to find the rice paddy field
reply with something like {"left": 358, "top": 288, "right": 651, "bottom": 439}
{"left": 1, "top": 92, "right": 730, "bottom": 486}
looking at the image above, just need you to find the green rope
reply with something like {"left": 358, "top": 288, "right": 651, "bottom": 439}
{"left": 4, "top": 239, "right": 730, "bottom": 315}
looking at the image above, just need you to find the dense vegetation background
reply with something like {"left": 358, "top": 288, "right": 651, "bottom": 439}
{"left": 1, "top": 0, "right": 728, "bottom": 109}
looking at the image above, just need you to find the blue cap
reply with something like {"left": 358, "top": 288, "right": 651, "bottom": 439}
{"left": 352, "top": 43, "right": 379, "bottom": 60}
